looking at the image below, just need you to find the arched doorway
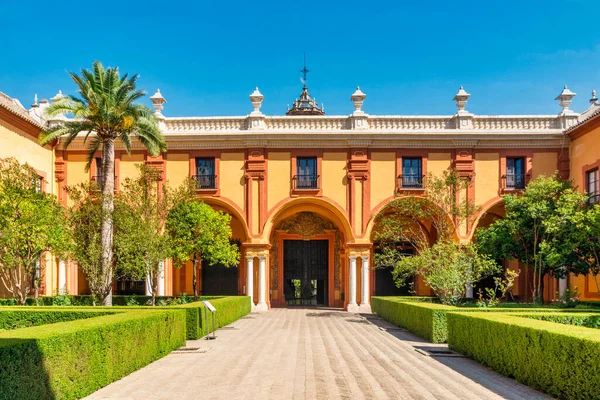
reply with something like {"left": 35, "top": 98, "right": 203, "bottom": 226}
{"left": 270, "top": 212, "right": 344, "bottom": 307}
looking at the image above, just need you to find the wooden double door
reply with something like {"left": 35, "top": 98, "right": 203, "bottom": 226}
{"left": 283, "top": 240, "right": 328, "bottom": 306}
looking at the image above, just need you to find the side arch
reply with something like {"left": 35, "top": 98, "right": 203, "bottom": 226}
{"left": 467, "top": 197, "right": 505, "bottom": 242}
{"left": 201, "top": 196, "right": 250, "bottom": 242}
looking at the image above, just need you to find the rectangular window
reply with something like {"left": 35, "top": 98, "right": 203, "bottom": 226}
{"left": 401, "top": 157, "right": 423, "bottom": 189}
{"left": 506, "top": 157, "right": 525, "bottom": 189}
{"left": 195, "top": 157, "right": 216, "bottom": 189}
{"left": 296, "top": 157, "right": 318, "bottom": 189}
{"left": 587, "top": 169, "right": 599, "bottom": 204}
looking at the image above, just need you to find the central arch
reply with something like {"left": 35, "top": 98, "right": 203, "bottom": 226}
{"left": 265, "top": 199, "right": 352, "bottom": 308}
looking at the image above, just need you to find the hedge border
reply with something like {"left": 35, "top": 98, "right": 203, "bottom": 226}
{"left": 371, "top": 296, "right": 599, "bottom": 343}
{"left": 447, "top": 312, "right": 600, "bottom": 400}
{"left": 0, "top": 309, "right": 117, "bottom": 331}
{"left": 0, "top": 309, "right": 186, "bottom": 400}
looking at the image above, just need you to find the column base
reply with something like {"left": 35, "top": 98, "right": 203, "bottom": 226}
{"left": 254, "top": 302, "right": 269, "bottom": 312}
{"left": 347, "top": 302, "right": 360, "bottom": 313}
{"left": 359, "top": 303, "right": 372, "bottom": 313}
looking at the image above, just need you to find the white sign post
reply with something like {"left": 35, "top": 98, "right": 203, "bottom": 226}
{"left": 202, "top": 301, "right": 217, "bottom": 340}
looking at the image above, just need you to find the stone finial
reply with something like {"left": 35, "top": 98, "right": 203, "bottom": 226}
{"left": 249, "top": 87, "right": 264, "bottom": 115}
{"left": 351, "top": 87, "right": 366, "bottom": 112}
{"left": 591, "top": 90, "right": 598, "bottom": 105}
{"left": 51, "top": 90, "right": 64, "bottom": 103}
{"left": 453, "top": 86, "right": 470, "bottom": 113}
{"left": 31, "top": 94, "right": 38, "bottom": 108}
{"left": 555, "top": 86, "right": 576, "bottom": 112}
{"left": 150, "top": 89, "right": 167, "bottom": 115}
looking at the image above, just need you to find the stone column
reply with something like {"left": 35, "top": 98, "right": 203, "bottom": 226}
{"left": 360, "top": 256, "right": 371, "bottom": 312}
{"left": 559, "top": 277, "right": 567, "bottom": 296}
{"left": 246, "top": 256, "right": 255, "bottom": 308}
{"left": 58, "top": 260, "right": 66, "bottom": 295}
{"left": 158, "top": 261, "right": 165, "bottom": 297}
{"left": 348, "top": 256, "right": 359, "bottom": 312}
{"left": 256, "top": 256, "right": 268, "bottom": 312}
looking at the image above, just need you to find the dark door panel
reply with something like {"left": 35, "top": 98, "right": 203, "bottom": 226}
{"left": 283, "top": 240, "right": 328, "bottom": 306}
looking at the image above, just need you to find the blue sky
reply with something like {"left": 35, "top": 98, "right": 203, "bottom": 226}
{"left": 1, "top": 0, "right": 599, "bottom": 117}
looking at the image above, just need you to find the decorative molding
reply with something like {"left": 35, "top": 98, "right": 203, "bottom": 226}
{"left": 54, "top": 160, "right": 66, "bottom": 182}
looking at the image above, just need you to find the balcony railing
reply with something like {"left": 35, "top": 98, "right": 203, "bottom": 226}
{"left": 293, "top": 174, "right": 319, "bottom": 190}
{"left": 91, "top": 175, "right": 117, "bottom": 191}
{"left": 502, "top": 174, "right": 528, "bottom": 190}
{"left": 397, "top": 174, "right": 425, "bottom": 190}
{"left": 193, "top": 174, "right": 217, "bottom": 190}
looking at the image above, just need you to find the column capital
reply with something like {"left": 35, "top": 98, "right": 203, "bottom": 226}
{"left": 348, "top": 255, "right": 358, "bottom": 261}
{"left": 245, "top": 255, "right": 255, "bottom": 261}
{"left": 257, "top": 255, "right": 267, "bottom": 262}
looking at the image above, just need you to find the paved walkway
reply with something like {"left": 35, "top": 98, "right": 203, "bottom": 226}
{"left": 87, "top": 308, "right": 550, "bottom": 400}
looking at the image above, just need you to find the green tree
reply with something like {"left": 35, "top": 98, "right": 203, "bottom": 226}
{"left": 114, "top": 164, "right": 170, "bottom": 306}
{"left": 166, "top": 192, "right": 239, "bottom": 300}
{"left": 374, "top": 170, "right": 497, "bottom": 304}
{"left": 475, "top": 174, "right": 587, "bottom": 302}
{"left": 393, "top": 241, "right": 499, "bottom": 305}
{"left": 40, "top": 61, "right": 167, "bottom": 305}
{"left": 67, "top": 184, "right": 109, "bottom": 306}
{"left": 0, "top": 158, "right": 71, "bottom": 305}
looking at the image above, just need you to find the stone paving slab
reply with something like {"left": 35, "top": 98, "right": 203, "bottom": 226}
{"left": 86, "top": 308, "right": 551, "bottom": 400}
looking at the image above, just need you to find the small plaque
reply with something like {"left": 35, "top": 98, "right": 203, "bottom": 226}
{"left": 202, "top": 300, "right": 216, "bottom": 312}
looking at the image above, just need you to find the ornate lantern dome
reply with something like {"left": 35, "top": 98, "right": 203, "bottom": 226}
{"left": 286, "top": 55, "right": 324, "bottom": 116}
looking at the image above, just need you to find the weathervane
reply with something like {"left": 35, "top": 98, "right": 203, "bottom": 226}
{"left": 300, "top": 52, "right": 309, "bottom": 87}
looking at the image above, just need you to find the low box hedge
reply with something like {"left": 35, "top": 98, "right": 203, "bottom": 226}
{"left": 0, "top": 309, "right": 116, "bottom": 331}
{"left": 523, "top": 312, "right": 600, "bottom": 329}
{"left": 371, "top": 296, "right": 596, "bottom": 343}
{"left": 178, "top": 296, "right": 252, "bottom": 339}
{"left": 447, "top": 312, "right": 600, "bottom": 400}
{"left": 0, "top": 308, "right": 186, "bottom": 400}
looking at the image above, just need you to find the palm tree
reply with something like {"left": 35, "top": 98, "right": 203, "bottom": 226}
{"left": 40, "top": 61, "right": 167, "bottom": 305}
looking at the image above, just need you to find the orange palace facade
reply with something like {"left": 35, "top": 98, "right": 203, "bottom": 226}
{"left": 2, "top": 84, "right": 600, "bottom": 310}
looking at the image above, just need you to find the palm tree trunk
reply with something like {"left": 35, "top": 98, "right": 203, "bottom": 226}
{"left": 101, "top": 139, "right": 115, "bottom": 306}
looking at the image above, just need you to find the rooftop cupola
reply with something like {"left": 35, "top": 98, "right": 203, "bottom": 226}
{"left": 286, "top": 55, "right": 324, "bottom": 116}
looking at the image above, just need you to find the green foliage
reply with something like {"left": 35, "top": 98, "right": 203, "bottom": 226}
{"left": 177, "top": 296, "right": 251, "bottom": 339}
{"left": 0, "top": 309, "right": 185, "bottom": 400}
{"left": 114, "top": 164, "right": 171, "bottom": 305}
{"left": 372, "top": 296, "right": 449, "bottom": 343}
{"left": 374, "top": 169, "right": 477, "bottom": 254}
{"left": 0, "top": 309, "right": 112, "bottom": 331}
{"left": 166, "top": 194, "right": 240, "bottom": 299}
{"left": 524, "top": 312, "right": 600, "bottom": 329}
{"left": 475, "top": 174, "right": 588, "bottom": 302}
{"left": 0, "top": 158, "right": 71, "bottom": 305}
{"left": 447, "top": 312, "right": 600, "bottom": 400}
{"left": 125, "top": 296, "right": 140, "bottom": 306}
{"left": 393, "top": 241, "right": 499, "bottom": 305}
{"left": 550, "top": 286, "right": 581, "bottom": 308}
{"left": 66, "top": 184, "right": 111, "bottom": 305}
{"left": 40, "top": 61, "right": 167, "bottom": 307}
{"left": 476, "top": 268, "right": 519, "bottom": 308}
{"left": 372, "top": 296, "right": 589, "bottom": 343}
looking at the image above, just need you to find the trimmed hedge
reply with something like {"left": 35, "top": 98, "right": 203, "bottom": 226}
{"left": 447, "top": 312, "right": 600, "bottom": 400}
{"left": 0, "top": 309, "right": 186, "bottom": 400}
{"left": 178, "top": 296, "right": 252, "bottom": 339}
{"left": 371, "top": 296, "right": 596, "bottom": 343}
{"left": 0, "top": 309, "right": 115, "bottom": 331}
{"left": 0, "top": 295, "right": 216, "bottom": 307}
{"left": 524, "top": 312, "right": 600, "bottom": 329}
{"left": 372, "top": 296, "right": 449, "bottom": 342}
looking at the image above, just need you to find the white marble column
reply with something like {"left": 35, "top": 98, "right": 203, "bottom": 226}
{"left": 58, "top": 260, "right": 66, "bottom": 295}
{"left": 360, "top": 256, "right": 371, "bottom": 312}
{"left": 145, "top": 273, "right": 152, "bottom": 296}
{"left": 559, "top": 277, "right": 567, "bottom": 296}
{"left": 256, "top": 255, "right": 268, "bottom": 312}
{"left": 348, "top": 256, "right": 359, "bottom": 312}
{"left": 158, "top": 261, "right": 165, "bottom": 296}
{"left": 246, "top": 256, "right": 255, "bottom": 308}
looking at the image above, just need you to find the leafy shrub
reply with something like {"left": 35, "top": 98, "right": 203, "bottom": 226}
{"left": 126, "top": 296, "right": 140, "bottom": 306}
{"left": 550, "top": 286, "right": 580, "bottom": 308}
{"left": 447, "top": 312, "right": 600, "bottom": 400}
{"left": 0, "top": 309, "right": 186, "bottom": 400}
